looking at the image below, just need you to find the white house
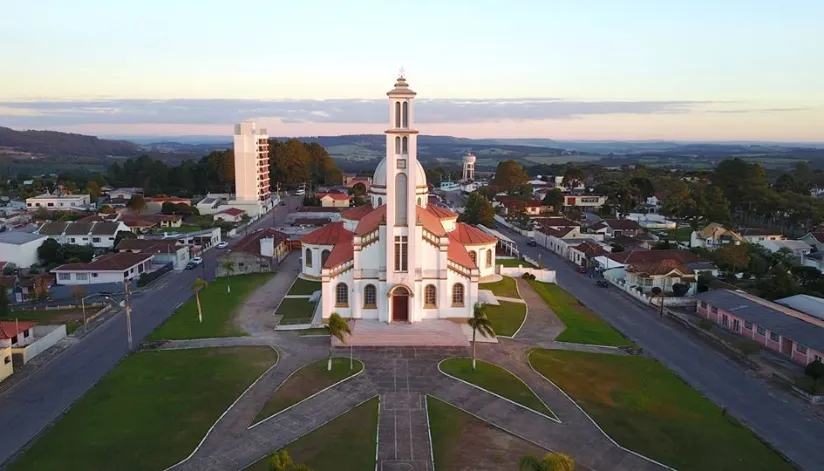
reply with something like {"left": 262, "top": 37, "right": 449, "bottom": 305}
{"left": 742, "top": 228, "right": 785, "bottom": 243}
{"left": 26, "top": 193, "right": 91, "bottom": 211}
{"left": 625, "top": 213, "right": 677, "bottom": 230}
{"left": 51, "top": 252, "right": 154, "bottom": 285}
{"left": 300, "top": 75, "right": 497, "bottom": 324}
{"left": 563, "top": 195, "right": 607, "bottom": 209}
{"left": 115, "top": 238, "right": 192, "bottom": 270}
{"left": 0, "top": 232, "right": 48, "bottom": 268}
{"left": 1, "top": 321, "right": 37, "bottom": 383}
{"left": 549, "top": 176, "right": 586, "bottom": 192}
{"left": 214, "top": 207, "right": 247, "bottom": 223}
{"left": 37, "top": 221, "right": 131, "bottom": 250}
{"left": 690, "top": 223, "right": 744, "bottom": 250}
{"left": 756, "top": 239, "right": 812, "bottom": 261}
{"left": 107, "top": 187, "right": 143, "bottom": 200}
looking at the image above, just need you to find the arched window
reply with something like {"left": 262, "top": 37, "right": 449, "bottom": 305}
{"left": 425, "top": 285, "right": 437, "bottom": 308}
{"left": 402, "top": 101, "right": 409, "bottom": 128}
{"left": 395, "top": 136, "right": 401, "bottom": 154}
{"left": 401, "top": 136, "right": 408, "bottom": 154}
{"left": 486, "top": 249, "right": 492, "bottom": 268}
{"left": 364, "top": 284, "right": 377, "bottom": 308}
{"left": 417, "top": 197, "right": 421, "bottom": 206}
{"left": 452, "top": 284, "right": 465, "bottom": 306}
{"left": 395, "top": 173, "right": 408, "bottom": 224}
{"left": 378, "top": 197, "right": 383, "bottom": 206}
{"left": 395, "top": 102, "right": 401, "bottom": 128}
{"left": 321, "top": 249, "right": 331, "bottom": 266}
{"left": 336, "top": 283, "right": 349, "bottom": 306}
{"left": 305, "top": 248, "right": 313, "bottom": 267}
{"left": 469, "top": 250, "right": 477, "bottom": 265}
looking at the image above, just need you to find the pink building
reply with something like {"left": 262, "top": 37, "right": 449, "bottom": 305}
{"left": 696, "top": 289, "right": 824, "bottom": 366}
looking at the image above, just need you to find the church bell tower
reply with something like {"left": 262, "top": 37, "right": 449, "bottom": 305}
{"left": 384, "top": 71, "right": 419, "bottom": 278}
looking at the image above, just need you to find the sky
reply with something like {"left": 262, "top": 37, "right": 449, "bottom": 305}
{"left": 1, "top": 0, "right": 822, "bottom": 141}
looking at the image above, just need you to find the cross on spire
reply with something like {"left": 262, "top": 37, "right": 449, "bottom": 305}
{"left": 398, "top": 66, "right": 406, "bottom": 79}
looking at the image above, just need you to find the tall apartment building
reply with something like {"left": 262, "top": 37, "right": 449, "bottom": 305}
{"left": 233, "top": 121, "right": 270, "bottom": 203}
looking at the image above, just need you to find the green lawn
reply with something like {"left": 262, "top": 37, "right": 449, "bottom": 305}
{"left": 484, "top": 301, "right": 527, "bottom": 337}
{"left": 276, "top": 298, "right": 316, "bottom": 325}
{"left": 288, "top": 278, "right": 321, "bottom": 296}
{"left": 149, "top": 273, "right": 273, "bottom": 340}
{"left": 529, "top": 350, "right": 794, "bottom": 471}
{"left": 427, "top": 396, "right": 548, "bottom": 471}
{"left": 440, "top": 358, "right": 554, "bottom": 418}
{"left": 662, "top": 227, "right": 693, "bottom": 242}
{"left": 253, "top": 358, "right": 363, "bottom": 424}
{"left": 246, "top": 398, "right": 378, "bottom": 471}
{"left": 480, "top": 276, "right": 521, "bottom": 299}
{"left": 10, "top": 347, "right": 278, "bottom": 471}
{"left": 527, "top": 280, "right": 631, "bottom": 347}
{"left": 496, "top": 258, "right": 537, "bottom": 268}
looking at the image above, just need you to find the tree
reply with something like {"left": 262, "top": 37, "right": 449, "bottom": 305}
{"left": 0, "top": 288, "right": 8, "bottom": 318}
{"left": 37, "top": 238, "right": 62, "bottom": 265}
{"left": 491, "top": 160, "right": 529, "bottom": 192}
{"left": 519, "top": 452, "right": 575, "bottom": 471}
{"left": 86, "top": 180, "right": 101, "bottom": 203}
{"left": 127, "top": 194, "right": 147, "bottom": 214}
{"left": 99, "top": 204, "right": 116, "bottom": 214}
{"left": 716, "top": 245, "right": 750, "bottom": 273}
{"left": 71, "top": 285, "right": 87, "bottom": 305}
{"left": 192, "top": 278, "right": 208, "bottom": 323}
{"left": 468, "top": 303, "right": 495, "bottom": 370}
{"left": 542, "top": 188, "right": 564, "bottom": 210}
{"left": 114, "top": 230, "right": 136, "bottom": 247}
{"left": 267, "top": 449, "right": 312, "bottom": 471}
{"left": 562, "top": 166, "right": 585, "bottom": 190}
{"left": 327, "top": 313, "right": 352, "bottom": 371}
{"left": 222, "top": 260, "right": 235, "bottom": 291}
{"left": 672, "top": 283, "right": 690, "bottom": 296}
{"left": 459, "top": 191, "right": 495, "bottom": 226}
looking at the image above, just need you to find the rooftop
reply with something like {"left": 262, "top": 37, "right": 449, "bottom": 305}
{"left": 52, "top": 252, "right": 153, "bottom": 272}
{"left": 450, "top": 223, "right": 497, "bottom": 246}
{"left": 341, "top": 204, "right": 375, "bottom": 222}
{"left": 301, "top": 222, "right": 353, "bottom": 246}
{"left": 116, "top": 238, "right": 184, "bottom": 253}
{"left": 0, "top": 321, "right": 38, "bottom": 340}
{"left": 28, "top": 193, "right": 89, "bottom": 200}
{"left": 0, "top": 231, "right": 47, "bottom": 245}
{"left": 231, "top": 228, "right": 288, "bottom": 257}
{"left": 217, "top": 208, "right": 246, "bottom": 217}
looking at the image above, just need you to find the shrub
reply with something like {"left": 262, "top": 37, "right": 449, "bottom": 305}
{"left": 805, "top": 359, "right": 824, "bottom": 380}
{"left": 521, "top": 272, "right": 536, "bottom": 281}
{"left": 793, "top": 375, "right": 816, "bottom": 394}
{"left": 737, "top": 339, "right": 761, "bottom": 355}
{"left": 671, "top": 282, "right": 690, "bottom": 297}
{"left": 651, "top": 287, "right": 662, "bottom": 296}
{"left": 696, "top": 318, "right": 714, "bottom": 331}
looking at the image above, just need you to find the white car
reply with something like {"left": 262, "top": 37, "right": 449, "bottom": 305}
{"left": 217, "top": 242, "right": 229, "bottom": 249}
{"left": 191, "top": 257, "right": 203, "bottom": 265}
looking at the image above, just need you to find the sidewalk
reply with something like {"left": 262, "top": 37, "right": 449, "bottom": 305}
{"left": 233, "top": 254, "right": 301, "bottom": 336}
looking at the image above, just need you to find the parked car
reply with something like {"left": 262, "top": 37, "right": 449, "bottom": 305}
{"left": 279, "top": 201, "right": 286, "bottom": 206}
{"left": 576, "top": 266, "right": 587, "bottom": 274}
{"left": 190, "top": 257, "right": 203, "bottom": 265}
{"left": 527, "top": 240, "right": 538, "bottom": 247}
{"left": 185, "top": 262, "right": 197, "bottom": 270}
{"left": 596, "top": 280, "right": 609, "bottom": 288}
{"left": 217, "top": 242, "right": 229, "bottom": 249}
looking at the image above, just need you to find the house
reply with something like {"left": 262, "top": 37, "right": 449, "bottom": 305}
{"left": 120, "top": 213, "right": 182, "bottom": 229}
{"left": 742, "top": 228, "right": 785, "bottom": 243}
{"left": 144, "top": 227, "right": 222, "bottom": 251}
{"left": 343, "top": 174, "right": 372, "bottom": 192}
{"left": 690, "top": 223, "right": 744, "bottom": 249}
{"left": 217, "top": 228, "right": 289, "bottom": 276}
{"left": 548, "top": 176, "right": 585, "bottom": 192}
{"left": 533, "top": 217, "right": 579, "bottom": 229}
{"left": 589, "top": 219, "right": 642, "bottom": 240}
{"left": 38, "top": 221, "right": 131, "bottom": 250}
{"left": 569, "top": 240, "right": 609, "bottom": 267}
{"left": 115, "top": 238, "right": 192, "bottom": 270}
{"left": 606, "top": 249, "right": 715, "bottom": 295}
{"left": 1, "top": 321, "right": 38, "bottom": 383}
{"left": 51, "top": 252, "right": 154, "bottom": 286}
{"left": 26, "top": 193, "right": 91, "bottom": 211}
{"left": 625, "top": 213, "right": 677, "bottom": 230}
{"left": 494, "top": 197, "right": 548, "bottom": 216}
{"left": 317, "top": 192, "right": 351, "bottom": 208}
{"left": 609, "top": 235, "right": 654, "bottom": 251}
{"left": 0, "top": 232, "right": 48, "bottom": 268}
{"left": 108, "top": 187, "right": 143, "bottom": 199}
{"left": 562, "top": 195, "right": 607, "bottom": 209}
{"left": 696, "top": 290, "right": 824, "bottom": 366}
{"left": 799, "top": 232, "right": 824, "bottom": 252}
{"left": 214, "top": 208, "right": 247, "bottom": 223}
{"left": 643, "top": 191, "right": 667, "bottom": 213}
{"left": 195, "top": 195, "right": 225, "bottom": 215}
{"left": 756, "top": 239, "right": 812, "bottom": 261}
{"left": 533, "top": 225, "right": 591, "bottom": 258}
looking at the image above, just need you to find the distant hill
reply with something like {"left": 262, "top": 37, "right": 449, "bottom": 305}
{"left": 0, "top": 126, "right": 143, "bottom": 158}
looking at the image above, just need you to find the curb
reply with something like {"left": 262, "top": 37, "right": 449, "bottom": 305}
{"left": 423, "top": 395, "right": 436, "bottom": 471}
{"left": 510, "top": 278, "right": 529, "bottom": 339}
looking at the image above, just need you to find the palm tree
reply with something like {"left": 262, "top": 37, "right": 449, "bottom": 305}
{"left": 192, "top": 277, "right": 208, "bottom": 323}
{"left": 327, "top": 313, "right": 352, "bottom": 371}
{"left": 267, "top": 449, "right": 312, "bottom": 471}
{"left": 519, "top": 452, "right": 575, "bottom": 471}
{"left": 469, "top": 303, "right": 495, "bottom": 371}
{"left": 221, "top": 261, "right": 235, "bottom": 293}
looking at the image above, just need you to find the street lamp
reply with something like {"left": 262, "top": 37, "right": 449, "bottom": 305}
{"left": 81, "top": 292, "right": 113, "bottom": 334}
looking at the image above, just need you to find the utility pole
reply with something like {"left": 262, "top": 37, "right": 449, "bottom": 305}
{"left": 123, "top": 280, "right": 133, "bottom": 350}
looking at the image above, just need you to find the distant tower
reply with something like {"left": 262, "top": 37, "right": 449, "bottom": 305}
{"left": 462, "top": 153, "right": 476, "bottom": 182}
{"left": 233, "top": 121, "right": 270, "bottom": 203}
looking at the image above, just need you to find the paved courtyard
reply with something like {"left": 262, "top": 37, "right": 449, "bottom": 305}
{"left": 160, "top": 278, "right": 666, "bottom": 471}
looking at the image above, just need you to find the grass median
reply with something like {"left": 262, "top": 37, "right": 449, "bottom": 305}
{"left": 480, "top": 276, "right": 520, "bottom": 298}
{"left": 484, "top": 301, "right": 527, "bottom": 337}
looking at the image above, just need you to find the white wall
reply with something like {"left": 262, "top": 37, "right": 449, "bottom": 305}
{"left": 498, "top": 264, "right": 557, "bottom": 282}
{"left": 0, "top": 237, "right": 45, "bottom": 268}
{"left": 54, "top": 259, "right": 151, "bottom": 285}
{"left": 12, "top": 325, "right": 66, "bottom": 364}
{"left": 1, "top": 346, "right": 12, "bottom": 383}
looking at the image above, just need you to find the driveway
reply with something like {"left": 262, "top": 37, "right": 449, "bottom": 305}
{"left": 504, "top": 226, "right": 824, "bottom": 470}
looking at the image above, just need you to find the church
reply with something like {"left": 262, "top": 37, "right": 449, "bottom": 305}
{"left": 300, "top": 75, "right": 498, "bottom": 323}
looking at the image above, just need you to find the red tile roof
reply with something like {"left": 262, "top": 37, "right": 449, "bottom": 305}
{"left": 318, "top": 192, "right": 351, "bottom": 201}
{"left": 323, "top": 241, "right": 355, "bottom": 269}
{"left": 116, "top": 238, "right": 182, "bottom": 253}
{"left": 602, "top": 219, "right": 641, "bottom": 230}
{"left": 573, "top": 241, "right": 607, "bottom": 257}
{"left": 534, "top": 217, "right": 578, "bottom": 228}
{"left": 341, "top": 204, "right": 375, "bottom": 221}
{"left": 608, "top": 249, "right": 706, "bottom": 276}
{"left": 355, "top": 205, "right": 387, "bottom": 236}
{"left": 218, "top": 208, "right": 246, "bottom": 216}
{"left": 447, "top": 234, "right": 477, "bottom": 269}
{"left": 415, "top": 206, "right": 447, "bottom": 237}
{"left": 538, "top": 226, "right": 577, "bottom": 238}
{"left": 0, "top": 321, "right": 37, "bottom": 340}
{"left": 811, "top": 232, "right": 824, "bottom": 243}
{"left": 52, "top": 252, "right": 153, "bottom": 272}
{"left": 450, "top": 223, "right": 497, "bottom": 246}
{"left": 426, "top": 204, "right": 458, "bottom": 219}
{"left": 301, "top": 222, "right": 353, "bottom": 246}
{"left": 232, "top": 228, "right": 288, "bottom": 256}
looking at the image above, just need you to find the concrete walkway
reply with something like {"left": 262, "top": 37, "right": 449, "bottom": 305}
{"left": 510, "top": 278, "right": 566, "bottom": 344}
{"left": 234, "top": 254, "right": 301, "bottom": 336}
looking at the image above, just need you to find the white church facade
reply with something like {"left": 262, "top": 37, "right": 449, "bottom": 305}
{"left": 300, "top": 75, "right": 498, "bottom": 323}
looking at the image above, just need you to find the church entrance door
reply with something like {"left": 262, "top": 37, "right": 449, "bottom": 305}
{"left": 392, "top": 288, "right": 409, "bottom": 322}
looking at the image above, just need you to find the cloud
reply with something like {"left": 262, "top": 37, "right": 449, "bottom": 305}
{"left": 0, "top": 97, "right": 724, "bottom": 128}
{"left": 706, "top": 107, "right": 810, "bottom": 114}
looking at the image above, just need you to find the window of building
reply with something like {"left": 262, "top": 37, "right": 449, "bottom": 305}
{"left": 424, "top": 285, "right": 437, "bottom": 308}
{"left": 395, "top": 136, "right": 401, "bottom": 154}
{"left": 757, "top": 326, "right": 766, "bottom": 335}
{"left": 699, "top": 301, "right": 706, "bottom": 308}
{"left": 732, "top": 319, "right": 740, "bottom": 331}
{"left": 321, "top": 250, "right": 331, "bottom": 266}
{"left": 336, "top": 283, "right": 348, "bottom": 306}
{"left": 401, "top": 136, "right": 408, "bottom": 154}
{"left": 394, "top": 236, "right": 408, "bottom": 272}
{"left": 395, "top": 173, "right": 408, "bottom": 224}
{"left": 378, "top": 197, "right": 383, "bottom": 206}
{"left": 769, "top": 332, "right": 779, "bottom": 341}
{"left": 797, "top": 344, "right": 808, "bottom": 354}
{"left": 486, "top": 250, "right": 492, "bottom": 268}
{"left": 395, "top": 102, "right": 401, "bottom": 128}
{"left": 744, "top": 321, "right": 753, "bottom": 329}
{"left": 23, "top": 329, "right": 30, "bottom": 338}
{"left": 11, "top": 336, "right": 17, "bottom": 345}
{"left": 239, "top": 262, "right": 245, "bottom": 267}
{"left": 76, "top": 273, "right": 89, "bottom": 281}
{"left": 452, "top": 284, "right": 464, "bottom": 306}
{"left": 305, "top": 248, "right": 313, "bottom": 267}
{"left": 816, "top": 355, "right": 822, "bottom": 362}
{"left": 69, "top": 238, "right": 76, "bottom": 244}
{"left": 3, "top": 356, "right": 9, "bottom": 364}
{"left": 364, "top": 284, "right": 377, "bottom": 308}
{"left": 469, "top": 251, "right": 477, "bottom": 265}
{"left": 710, "top": 306, "right": 718, "bottom": 314}
{"left": 92, "top": 237, "right": 101, "bottom": 243}
{"left": 57, "top": 273, "right": 70, "bottom": 280}
{"left": 402, "top": 101, "right": 409, "bottom": 128}
{"left": 721, "top": 314, "right": 728, "bottom": 327}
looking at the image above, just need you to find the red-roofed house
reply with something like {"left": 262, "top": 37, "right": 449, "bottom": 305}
{"left": 317, "top": 192, "right": 351, "bottom": 208}
{"left": 1, "top": 320, "right": 38, "bottom": 383}
{"left": 217, "top": 228, "right": 289, "bottom": 276}
{"left": 298, "top": 75, "right": 499, "bottom": 326}
{"left": 494, "top": 196, "right": 548, "bottom": 216}
{"left": 214, "top": 207, "right": 247, "bottom": 223}
{"left": 51, "top": 252, "right": 154, "bottom": 286}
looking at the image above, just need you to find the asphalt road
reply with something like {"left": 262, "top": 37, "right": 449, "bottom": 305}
{"left": 0, "top": 197, "right": 297, "bottom": 467}
{"left": 500, "top": 226, "right": 824, "bottom": 471}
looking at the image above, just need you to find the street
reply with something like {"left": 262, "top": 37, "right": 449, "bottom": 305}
{"left": 504, "top": 227, "right": 824, "bottom": 471}
{"left": 0, "top": 197, "right": 297, "bottom": 467}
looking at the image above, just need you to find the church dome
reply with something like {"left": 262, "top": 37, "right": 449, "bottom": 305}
{"left": 372, "top": 157, "right": 428, "bottom": 189}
